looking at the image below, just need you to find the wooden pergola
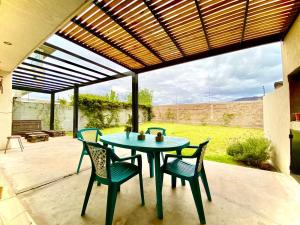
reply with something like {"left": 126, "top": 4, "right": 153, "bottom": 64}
{"left": 12, "top": 0, "right": 300, "bottom": 137}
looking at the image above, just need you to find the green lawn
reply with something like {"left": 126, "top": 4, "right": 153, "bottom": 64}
{"left": 99, "top": 122, "right": 264, "bottom": 165}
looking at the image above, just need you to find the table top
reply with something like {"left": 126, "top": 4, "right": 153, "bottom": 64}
{"left": 100, "top": 132, "right": 190, "bottom": 153}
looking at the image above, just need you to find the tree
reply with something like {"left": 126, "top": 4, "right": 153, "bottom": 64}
{"left": 106, "top": 90, "right": 119, "bottom": 102}
{"left": 127, "top": 88, "right": 153, "bottom": 106}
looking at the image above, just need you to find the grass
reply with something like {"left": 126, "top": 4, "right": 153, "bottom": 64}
{"left": 74, "top": 122, "right": 263, "bottom": 165}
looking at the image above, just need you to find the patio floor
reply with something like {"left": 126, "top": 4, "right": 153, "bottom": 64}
{"left": 0, "top": 136, "right": 300, "bottom": 225}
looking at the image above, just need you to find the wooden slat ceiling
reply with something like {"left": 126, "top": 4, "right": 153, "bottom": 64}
{"left": 57, "top": 0, "right": 300, "bottom": 73}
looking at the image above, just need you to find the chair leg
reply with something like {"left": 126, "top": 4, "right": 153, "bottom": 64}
{"left": 131, "top": 150, "right": 136, "bottom": 164}
{"left": 4, "top": 138, "right": 10, "bottom": 154}
{"left": 105, "top": 184, "right": 118, "bottom": 225}
{"left": 200, "top": 168, "right": 212, "bottom": 201}
{"left": 171, "top": 176, "right": 176, "bottom": 188}
{"left": 77, "top": 150, "right": 85, "bottom": 174}
{"left": 18, "top": 138, "right": 24, "bottom": 152}
{"left": 139, "top": 170, "right": 145, "bottom": 205}
{"left": 147, "top": 153, "right": 154, "bottom": 178}
{"left": 189, "top": 179, "right": 206, "bottom": 224}
{"left": 175, "top": 149, "right": 186, "bottom": 186}
{"left": 81, "top": 173, "right": 95, "bottom": 216}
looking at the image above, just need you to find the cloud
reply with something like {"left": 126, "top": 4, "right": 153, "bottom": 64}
{"left": 26, "top": 42, "right": 283, "bottom": 105}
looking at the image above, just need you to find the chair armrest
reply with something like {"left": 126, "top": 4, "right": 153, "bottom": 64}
{"left": 162, "top": 153, "right": 197, "bottom": 170}
{"left": 118, "top": 154, "right": 142, "bottom": 169}
{"left": 117, "top": 154, "right": 141, "bottom": 162}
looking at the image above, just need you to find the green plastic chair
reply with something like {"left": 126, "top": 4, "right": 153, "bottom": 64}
{"left": 81, "top": 141, "right": 145, "bottom": 225}
{"left": 76, "top": 128, "right": 102, "bottom": 174}
{"left": 161, "top": 139, "right": 212, "bottom": 224}
{"left": 131, "top": 127, "right": 166, "bottom": 177}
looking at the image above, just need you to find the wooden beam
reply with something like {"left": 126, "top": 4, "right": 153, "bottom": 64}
{"left": 143, "top": 0, "right": 186, "bottom": 57}
{"left": 72, "top": 18, "right": 148, "bottom": 67}
{"left": 241, "top": 0, "right": 250, "bottom": 43}
{"left": 94, "top": 0, "right": 165, "bottom": 63}
{"left": 195, "top": 0, "right": 211, "bottom": 50}
{"left": 136, "top": 33, "right": 281, "bottom": 73}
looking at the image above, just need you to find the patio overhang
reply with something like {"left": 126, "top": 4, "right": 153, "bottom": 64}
{"left": 9, "top": 0, "right": 300, "bottom": 136}
{"left": 11, "top": 0, "right": 300, "bottom": 94}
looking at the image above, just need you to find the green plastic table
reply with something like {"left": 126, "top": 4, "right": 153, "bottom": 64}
{"left": 100, "top": 132, "right": 190, "bottom": 219}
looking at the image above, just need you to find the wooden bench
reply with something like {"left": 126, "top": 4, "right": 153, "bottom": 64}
{"left": 12, "top": 120, "right": 42, "bottom": 137}
{"left": 42, "top": 130, "right": 66, "bottom": 137}
{"left": 27, "top": 134, "right": 49, "bottom": 143}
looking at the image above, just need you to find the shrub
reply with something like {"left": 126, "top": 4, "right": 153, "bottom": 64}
{"left": 223, "top": 113, "right": 235, "bottom": 126}
{"left": 227, "top": 137, "right": 271, "bottom": 167}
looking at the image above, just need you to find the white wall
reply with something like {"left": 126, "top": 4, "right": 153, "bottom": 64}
{"left": 263, "top": 85, "right": 290, "bottom": 173}
{"left": 263, "top": 14, "right": 300, "bottom": 173}
{"left": 12, "top": 100, "right": 149, "bottom": 131}
{"left": 0, "top": 72, "right": 12, "bottom": 150}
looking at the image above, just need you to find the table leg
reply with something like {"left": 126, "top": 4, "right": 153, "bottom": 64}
{"left": 154, "top": 152, "right": 163, "bottom": 219}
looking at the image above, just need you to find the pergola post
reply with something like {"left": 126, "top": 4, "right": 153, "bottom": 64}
{"left": 73, "top": 85, "right": 79, "bottom": 138}
{"left": 132, "top": 73, "right": 139, "bottom": 132}
{"left": 50, "top": 92, "right": 55, "bottom": 130}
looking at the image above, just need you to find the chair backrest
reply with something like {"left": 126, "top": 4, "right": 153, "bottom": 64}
{"left": 77, "top": 128, "right": 102, "bottom": 142}
{"left": 194, "top": 139, "right": 210, "bottom": 175}
{"left": 145, "top": 127, "right": 166, "bottom": 136}
{"left": 84, "top": 141, "right": 115, "bottom": 180}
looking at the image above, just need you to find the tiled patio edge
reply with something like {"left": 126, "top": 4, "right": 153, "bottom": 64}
{"left": 0, "top": 169, "right": 37, "bottom": 225}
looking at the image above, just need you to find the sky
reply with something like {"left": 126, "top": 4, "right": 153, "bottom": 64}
{"left": 23, "top": 35, "right": 283, "bottom": 106}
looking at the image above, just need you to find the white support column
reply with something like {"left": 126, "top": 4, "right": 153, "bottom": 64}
{"left": 0, "top": 72, "right": 13, "bottom": 150}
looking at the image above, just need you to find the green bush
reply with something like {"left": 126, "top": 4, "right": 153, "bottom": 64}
{"left": 227, "top": 137, "right": 271, "bottom": 167}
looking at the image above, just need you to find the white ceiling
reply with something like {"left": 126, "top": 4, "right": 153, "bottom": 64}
{"left": 0, "top": 0, "right": 90, "bottom": 74}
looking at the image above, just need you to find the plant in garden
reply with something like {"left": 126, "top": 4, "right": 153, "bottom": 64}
{"left": 127, "top": 88, "right": 153, "bottom": 107}
{"left": 58, "top": 98, "right": 67, "bottom": 106}
{"left": 77, "top": 93, "right": 152, "bottom": 129}
{"left": 223, "top": 113, "right": 235, "bottom": 126}
{"left": 227, "top": 137, "right": 271, "bottom": 167}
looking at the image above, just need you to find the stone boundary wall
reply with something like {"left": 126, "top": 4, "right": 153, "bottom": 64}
{"left": 152, "top": 100, "right": 263, "bottom": 128}
{"left": 12, "top": 99, "right": 149, "bottom": 131}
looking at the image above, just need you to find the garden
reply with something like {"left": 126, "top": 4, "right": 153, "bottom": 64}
{"left": 78, "top": 122, "right": 266, "bottom": 166}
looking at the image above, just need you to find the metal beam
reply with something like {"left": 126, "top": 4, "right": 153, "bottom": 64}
{"left": 56, "top": 32, "right": 134, "bottom": 72}
{"left": 13, "top": 74, "right": 71, "bottom": 87}
{"left": 132, "top": 73, "right": 139, "bottom": 132}
{"left": 241, "top": 0, "right": 250, "bottom": 42}
{"left": 94, "top": 0, "right": 165, "bottom": 63}
{"left": 17, "top": 66, "right": 84, "bottom": 84}
{"left": 34, "top": 50, "right": 112, "bottom": 77}
{"left": 12, "top": 83, "right": 57, "bottom": 93}
{"left": 143, "top": 0, "right": 186, "bottom": 57}
{"left": 43, "top": 42, "right": 122, "bottom": 76}
{"left": 12, "top": 85, "right": 52, "bottom": 94}
{"left": 13, "top": 77, "right": 66, "bottom": 90}
{"left": 50, "top": 93, "right": 55, "bottom": 130}
{"left": 54, "top": 71, "right": 133, "bottom": 93}
{"left": 73, "top": 86, "right": 79, "bottom": 138}
{"left": 136, "top": 33, "right": 281, "bottom": 73}
{"left": 22, "top": 62, "right": 93, "bottom": 82}
{"left": 12, "top": 81, "right": 59, "bottom": 91}
{"left": 27, "top": 57, "right": 103, "bottom": 80}
{"left": 14, "top": 70, "right": 76, "bottom": 85}
{"left": 195, "top": 0, "right": 211, "bottom": 50}
{"left": 72, "top": 18, "right": 148, "bottom": 67}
